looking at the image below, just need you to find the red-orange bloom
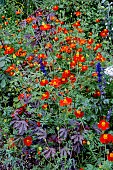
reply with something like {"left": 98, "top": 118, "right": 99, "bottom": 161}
{"left": 56, "top": 54, "right": 62, "bottom": 59}
{"left": 42, "top": 103, "right": 48, "bottom": 109}
{"left": 74, "top": 11, "right": 81, "bottom": 16}
{"left": 40, "top": 79, "right": 49, "bottom": 86}
{"left": 32, "top": 24, "right": 38, "bottom": 29}
{"left": 99, "top": 134, "right": 112, "bottom": 144}
{"left": 49, "top": 77, "right": 61, "bottom": 88}
{"left": 59, "top": 97, "right": 72, "bottom": 106}
{"left": 15, "top": 48, "right": 27, "bottom": 57}
{"left": 81, "top": 65, "right": 88, "bottom": 72}
{"left": 27, "top": 56, "right": 34, "bottom": 62}
{"left": 70, "top": 61, "right": 77, "bottom": 68}
{"left": 95, "top": 52, "right": 106, "bottom": 62}
{"left": 62, "top": 70, "right": 71, "bottom": 78}
{"left": 52, "top": 5, "right": 59, "bottom": 11}
{"left": 100, "top": 29, "right": 109, "bottom": 37}
{"left": 16, "top": 10, "right": 21, "bottom": 15}
{"left": 70, "top": 74, "right": 76, "bottom": 83}
{"left": 98, "top": 120, "right": 109, "bottom": 131}
{"left": 87, "top": 38, "right": 94, "bottom": 45}
{"left": 72, "top": 20, "right": 81, "bottom": 27}
{"left": 92, "top": 72, "right": 98, "bottom": 77}
{"left": 4, "top": 46, "right": 14, "bottom": 55}
{"left": 5, "top": 64, "right": 16, "bottom": 73}
{"left": 74, "top": 110, "right": 84, "bottom": 118}
{"left": 40, "top": 24, "right": 51, "bottom": 31}
{"left": 60, "top": 77, "right": 68, "bottom": 84}
{"left": 107, "top": 152, "right": 113, "bottom": 161}
{"left": 38, "top": 53, "right": 47, "bottom": 59}
{"left": 41, "top": 91, "right": 50, "bottom": 100}
{"left": 18, "top": 93, "right": 31, "bottom": 100}
{"left": 23, "top": 136, "right": 32, "bottom": 146}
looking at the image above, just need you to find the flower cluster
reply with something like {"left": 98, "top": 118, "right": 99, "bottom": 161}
{"left": 0, "top": 1, "right": 113, "bottom": 169}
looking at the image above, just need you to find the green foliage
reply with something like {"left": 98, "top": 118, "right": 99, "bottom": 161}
{"left": 0, "top": 0, "right": 113, "bottom": 169}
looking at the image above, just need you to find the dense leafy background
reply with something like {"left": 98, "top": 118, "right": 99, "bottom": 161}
{"left": 0, "top": 0, "right": 113, "bottom": 170}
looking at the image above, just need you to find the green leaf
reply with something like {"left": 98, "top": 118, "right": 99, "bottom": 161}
{"left": 0, "top": 56, "right": 6, "bottom": 61}
{"left": 0, "top": 61, "right": 5, "bottom": 68}
{"left": 1, "top": 79, "right": 6, "bottom": 88}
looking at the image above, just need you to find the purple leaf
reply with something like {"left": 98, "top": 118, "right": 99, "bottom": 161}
{"left": 59, "top": 128, "right": 67, "bottom": 139}
{"left": 35, "top": 128, "right": 47, "bottom": 140}
{"left": 42, "top": 147, "right": 56, "bottom": 159}
{"left": 60, "top": 147, "right": 71, "bottom": 158}
{"left": 71, "top": 133, "right": 84, "bottom": 145}
{"left": 11, "top": 120, "right": 28, "bottom": 135}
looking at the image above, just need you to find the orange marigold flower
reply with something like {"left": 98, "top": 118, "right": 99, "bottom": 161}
{"left": 96, "top": 19, "right": 100, "bottom": 23}
{"left": 49, "top": 77, "right": 61, "bottom": 88}
{"left": 56, "top": 54, "right": 62, "bottom": 59}
{"left": 81, "top": 65, "right": 88, "bottom": 72}
{"left": 62, "top": 70, "right": 71, "bottom": 78}
{"left": 23, "top": 136, "right": 32, "bottom": 146}
{"left": 72, "top": 20, "right": 81, "bottom": 27}
{"left": 100, "top": 29, "right": 109, "bottom": 37}
{"left": 27, "top": 56, "right": 34, "bottom": 62}
{"left": 70, "top": 74, "right": 76, "bottom": 83}
{"left": 107, "top": 152, "right": 113, "bottom": 161}
{"left": 77, "top": 27, "right": 84, "bottom": 33}
{"left": 38, "top": 53, "right": 47, "bottom": 59}
{"left": 74, "top": 11, "right": 81, "bottom": 16}
{"left": 60, "top": 77, "right": 68, "bottom": 84}
{"left": 99, "top": 134, "right": 112, "bottom": 144}
{"left": 26, "top": 17, "right": 35, "bottom": 24}
{"left": 98, "top": 120, "right": 109, "bottom": 131}
{"left": 87, "top": 38, "right": 94, "bottom": 45}
{"left": 15, "top": 10, "right": 21, "bottom": 15}
{"left": 74, "top": 110, "right": 84, "bottom": 118}
{"left": 18, "top": 93, "right": 31, "bottom": 100}
{"left": 32, "top": 24, "right": 38, "bottom": 29}
{"left": 40, "top": 24, "right": 51, "bottom": 31}
{"left": 59, "top": 97, "right": 72, "bottom": 107}
{"left": 15, "top": 48, "right": 27, "bottom": 57}
{"left": 42, "top": 103, "right": 48, "bottom": 109}
{"left": 41, "top": 91, "right": 50, "bottom": 100}
{"left": 52, "top": 5, "right": 59, "bottom": 11}
{"left": 70, "top": 61, "right": 77, "bottom": 69}
{"left": 4, "top": 46, "right": 14, "bottom": 55}
{"left": 92, "top": 72, "right": 98, "bottom": 77}
{"left": 40, "top": 79, "right": 49, "bottom": 86}
{"left": 5, "top": 64, "right": 16, "bottom": 73}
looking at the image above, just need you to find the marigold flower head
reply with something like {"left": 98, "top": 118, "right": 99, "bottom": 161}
{"left": 107, "top": 152, "right": 113, "bottom": 161}
{"left": 4, "top": 46, "right": 14, "bottom": 55}
{"left": 62, "top": 70, "right": 71, "bottom": 78}
{"left": 40, "top": 24, "right": 51, "bottom": 31}
{"left": 74, "top": 110, "right": 84, "bottom": 118}
{"left": 74, "top": 11, "right": 81, "bottom": 16}
{"left": 49, "top": 77, "right": 61, "bottom": 88}
{"left": 23, "top": 136, "right": 32, "bottom": 146}
{"left": 41, "top": 91, "right": 50, "bottom": 100}
{"left": 59, "top": 97, "right": 72, "bottom": 106}
{"left": 98, "top": 120, "right": 109, "bottom": 131}
{"left": 40, "top": 79, "right": 49, "bottom": 86}
{"left": 99, "top": 134, "right": 112, "bottom": 144}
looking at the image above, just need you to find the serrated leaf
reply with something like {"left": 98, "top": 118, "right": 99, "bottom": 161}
{"left": 42, "top": 147, "right": 56, "bottom": 159}
{"left": 10, "top": 120, "right": 28, "bottom": 135}
{"left": 59, "top": 128, "right": 67, "bottom": 139}
{"left": 36, "top": 128, "right": 47, "bottom": 140}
